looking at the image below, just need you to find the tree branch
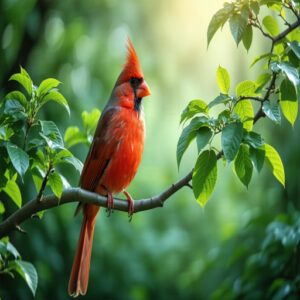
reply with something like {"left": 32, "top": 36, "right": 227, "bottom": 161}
{"left": 0, "top": 171, "right": 193, "bottom": 238}
{"left": 273, "top": 18, "right": 300, "bottom": 44}
{"left": 253, "top": 71, "right": 278, "bottom": 123}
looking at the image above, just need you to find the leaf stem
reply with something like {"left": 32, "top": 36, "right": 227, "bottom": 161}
{"left": 23, "top": 119, "right": 33, "bottom": 150}
{"left": 278, "top": 11, "right": 292, "bottom": 28}
{"left": 251, "top": 18, "right": 274, "bottom": 41}
{"left": 36, "top": 163, "right": 52, "bottom": 202}
{"left": 285, "top": 1, "right": 300, "bottom": 20}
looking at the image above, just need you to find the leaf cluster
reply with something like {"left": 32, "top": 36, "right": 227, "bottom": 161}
{"left": 179, "top": 0, "right": 300, "bottom": 206}
{"left": 197, "top": 212, "right": 300, "bottom": 299}
{"left": 0, "top": 67, "right": 83, "bottom": 294}
{"left": 0, "top": 237, "right": 37, "bottom": 296}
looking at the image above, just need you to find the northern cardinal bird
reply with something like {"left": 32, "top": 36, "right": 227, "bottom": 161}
{"left": 68, "top": 38, "right": 151, "bottom": 297}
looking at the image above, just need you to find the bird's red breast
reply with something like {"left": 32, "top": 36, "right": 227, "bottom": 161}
{"left": 94, "top": 106, "right": 145, "bottom": 195}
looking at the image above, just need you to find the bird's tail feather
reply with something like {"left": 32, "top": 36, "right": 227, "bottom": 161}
{"left": 68, "top": 205, "right": 99, "bottom": 297}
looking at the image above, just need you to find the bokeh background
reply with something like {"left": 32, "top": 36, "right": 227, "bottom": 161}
{"left": 1, "top": 0, "right": 299, "bottom": 299}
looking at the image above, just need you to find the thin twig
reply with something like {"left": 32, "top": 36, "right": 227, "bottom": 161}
{"left": 251, "top": 18, "right": 274, "bottom": 41}
{"left": 264, "top": 72, "right": 277, "bottom": 101}
{"left": 15, "top": 225, "right": 26, "bottom": 234}
{"left": 279, "top": 14, "right": 292, "bottom": 28}
{"left": 285, "top": 2, "right": 300, "bottom": 20}
{"left": 253, "top": 72, "right": 277, "bottom": 123}
{"left": 185, "top": 183, "right": 193, "bottom": 190}
{"left": 36, "top": 164, "right": 52, "bottom": 202}
{"left": 273, "top": 18, "right": 300, "bottom": 43}
{"left": 238, "top": 96, "right": 264, "bottom": 102}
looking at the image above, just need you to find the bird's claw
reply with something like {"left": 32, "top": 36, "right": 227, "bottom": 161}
{"left": 106, "top": 192, "right": 114, "bottom": 217}
{"left": 123, "top": 190, "right": 135, "bottom": 222}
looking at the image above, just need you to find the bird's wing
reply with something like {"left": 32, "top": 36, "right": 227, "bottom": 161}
{"left": 79, "top": 106, "right": 120, "bottom": 192}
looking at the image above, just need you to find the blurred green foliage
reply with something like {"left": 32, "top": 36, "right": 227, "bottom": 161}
{"left": 0, "top": 0, "right": 300, "bottom": 299}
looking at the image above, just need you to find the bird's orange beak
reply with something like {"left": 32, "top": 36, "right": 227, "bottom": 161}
{"left": 137, "top": 80, "right": 151, "bottom": 98}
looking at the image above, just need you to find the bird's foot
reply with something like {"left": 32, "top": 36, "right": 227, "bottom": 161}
{"left": 106, "top": 192, "right": 114, "bottom": 217}
{"left": 123, "top": 190, "right": 135, "bottom": 221}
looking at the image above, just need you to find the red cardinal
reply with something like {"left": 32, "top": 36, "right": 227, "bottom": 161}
{"left": 68, "top": 38, "right": 151, "bottom": 297}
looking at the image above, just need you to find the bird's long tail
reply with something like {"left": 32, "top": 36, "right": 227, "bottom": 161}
{"left": 68, "top": 205, "right": 99, "bottom": 297}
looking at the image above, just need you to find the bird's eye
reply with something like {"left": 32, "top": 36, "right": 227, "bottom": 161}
{"left": 130, "top": 77, "right": 142, "bottom": 87}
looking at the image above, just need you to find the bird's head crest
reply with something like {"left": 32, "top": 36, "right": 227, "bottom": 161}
{"left": 116, "top": 38, "right": 144, "bottom": 84}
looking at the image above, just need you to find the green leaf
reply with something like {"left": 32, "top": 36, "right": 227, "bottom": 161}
{"left": 35, "top": 210, "right": 45, "bottom": 219}
{"left": 234, "top": 144, "right": 253, "bottom": 187}
{"left": 177, "top": 117, "right": 208, "bottom": 167}
{"left": 81, "top": 109, "right": 101, "bottom": 135}
{"left": 278, "top": 62, "right": 300, "bottom": 88}
{"left": 6, "top": 241, "right": 20, "bottom": 258}
{"left": 4, "top": 100, "right": 27, "bottom": 120}
{"left": 264, "top": 143, "right": 285, "bottom": 187}
{"left": 6, "top": 143, "right": 29, "bottom": 178}
{"left": 255, "top": 73, "right": 272, "bottom": 92}
{"left": 48, "top": 172, "right": 63, "bottom": 199}
{"left": 243, "top": 131, "right": 264, "bottom": 148}
{"left": 217, "top": 110, "right": 231, "bottom": 124}
{"left": 60, "top": 174, "right": 71, "bottom": 190}
{"left": 288, "top": 49, "right": 300, "bottom": 68}
{"left": 280, "top": 78, "right": 298, "bottom": 126}
{"left": 192, "top": 150, "right": 217, "bottom": 207}
{"left": 270, "top": 61, "right": 281, "bottom": 73}
{"left": 262, "top": 101, "right": 281, "bottom": 124}
{"left": 64, "top": 126, "right": 88, "bottom": 148}
{"left": 236, "top": 80, "right": 257, "bottom": 97}
{"left": 268, "top": 2, "right": 283, "bottom": 11}
{"left": 31, "top": 168, "right": 43, "bottom": 193}
{"left": 9, "top": 73, "right": 32, "bottom": 96}
{"left": 274, "top": 42, "right": 284, "bottom": 56}
{"left": 37, "top": 78, "right": 61, "bottom": 97}
{"left": 208, "top": 94, "right": 231, "bottom": 109}
{"left": 63, "top": 156, "right": 83, "bottom": 173}
{"left": 40, "top": 91, "right": 70, "bottom": 115}
{"left": 221, "top": 122, "right": 243, "bottom": 162}
{"left": 11, "top": 260, "right": 38, "bottom": 296}
{"left": 180, "top": 100, "right": 208, "bottom": 124}
{"left": 250, "top": 146, "right": 265, "bottom": 172}
{"left": 40, "top": 120, "right": 64, "bottom": 149}
{"left": 0, "top": 201, "right": 5, "bottom": 214}
{"left": 216, "top": 66, "right": 230, "bottom": 94}
{"left": 3, "top": 180, "right": 22, "bottom": 208}
{"left": 289, "top": 41, "right": 300, "bottom": 59}
{"left": 287, "top": 27, "right": 300, "bottom": 42}
{"left": 242, "top": 25, "right": 253, "bottom": 51}
{"left": 262, "top": 15, "right": 280, "bottom": 36}
{"left": 196, "top": 127, "right": 212, "bottom": 153}
{"left": 250, "top": 53, "right": 276, "bottom": 68}
{"left": 234, "top": 100, "right": 254, "bottom": 131}
{"left": 53, "top": 149, "right": 83, "bottom": 173}
{"left": 207, "top": 3, "right": 234, "bottom": 46}
{"left": 5, "top": 91, "right": 27, "bottom": 108}
{"left": 20, "top": 66, "right": 31, "bottom": 79}
{"left": 229, "top": 14, "right": 247, "bottom": 46}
